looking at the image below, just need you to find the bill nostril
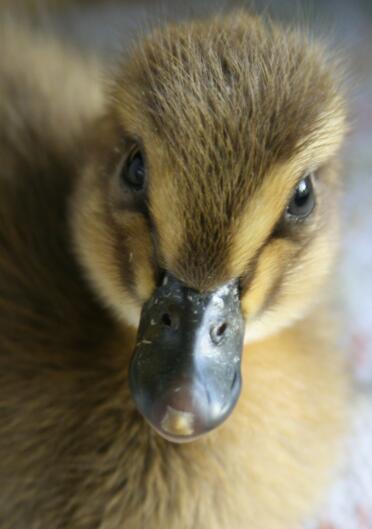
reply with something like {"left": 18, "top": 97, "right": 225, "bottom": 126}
{"left": 217, "top": 322, "right": 227, "bottom": 336}
{"left": 161, "top": 313, "right": 172, "bottom": 327}
{"left": 210, "top": 321, "right": 228, "bottom": 344}
{"left": 160, "top": 308, "right": 180, "bottom": 330}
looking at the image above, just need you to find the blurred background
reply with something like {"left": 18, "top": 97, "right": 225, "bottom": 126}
{"left": 0, "top": 1, "right": 371, "bottom": 528}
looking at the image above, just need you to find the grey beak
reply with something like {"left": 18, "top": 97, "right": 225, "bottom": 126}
{"left": 129, "top": 273, "right": 245, "bottom": 442}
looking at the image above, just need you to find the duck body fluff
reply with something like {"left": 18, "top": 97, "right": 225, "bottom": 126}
{"left": 0, "top": 11, "right": 348, "bottom": 529}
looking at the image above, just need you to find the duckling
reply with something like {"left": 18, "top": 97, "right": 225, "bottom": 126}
{"left": 0, "top": 11, "right": 348, "bottom": 529}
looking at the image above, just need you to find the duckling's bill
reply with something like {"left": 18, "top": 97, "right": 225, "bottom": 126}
{"left": 129, "top": 273, "right": 245, "bottom": 443}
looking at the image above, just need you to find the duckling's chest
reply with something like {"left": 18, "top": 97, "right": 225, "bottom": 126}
{"left": 74, "top": 417, "right": 252, "bottom": 529}
{"left": 0, "top": 289, "right": 345, "bottom": 529}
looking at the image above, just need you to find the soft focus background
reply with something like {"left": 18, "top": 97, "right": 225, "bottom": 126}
{"left": 1, "top": 1, "right": 371, "bottom": 527}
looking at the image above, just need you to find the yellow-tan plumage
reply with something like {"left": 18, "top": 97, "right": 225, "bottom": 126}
{"left": 0, "top": 11, "right": 348, "bottom": 529}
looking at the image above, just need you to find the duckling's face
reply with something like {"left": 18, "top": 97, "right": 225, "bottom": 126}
{"left": 73, "top": 14, "right": 346, "bottom": 442}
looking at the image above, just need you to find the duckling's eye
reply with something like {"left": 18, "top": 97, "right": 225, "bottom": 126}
{"left": 286, "top": 174, "right": 315, "bottom": 219}
{"left": 120, "top": 149, "right": 145, "bottom": 191}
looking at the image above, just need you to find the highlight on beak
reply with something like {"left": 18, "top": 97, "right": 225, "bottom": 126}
{"left": 129, "top": 273, "right": 245, "bottom": 443}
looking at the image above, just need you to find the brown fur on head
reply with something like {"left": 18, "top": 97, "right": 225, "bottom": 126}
{"left": 72, "top": 11, "right": 346, "bottom": 339}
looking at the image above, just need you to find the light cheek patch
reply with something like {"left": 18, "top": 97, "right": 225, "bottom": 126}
{"left": 241, "top": 238, "right": 295, "bottom": 320}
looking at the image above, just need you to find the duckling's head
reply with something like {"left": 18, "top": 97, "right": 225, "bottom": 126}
{"left": 72, "top": 12, "right": 346, "bottom": 442}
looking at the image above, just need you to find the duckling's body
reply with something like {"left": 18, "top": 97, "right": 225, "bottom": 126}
{"left": 0, "top": 15, "right": 347, "bottom": 529}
